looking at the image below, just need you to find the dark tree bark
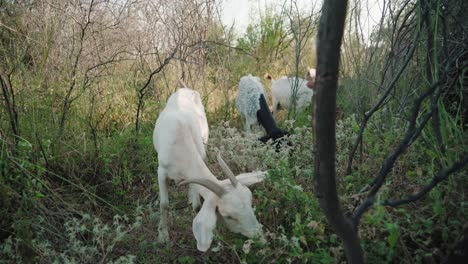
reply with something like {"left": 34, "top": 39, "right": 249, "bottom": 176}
{"left": 0, "top": 73, "right": 19, "bottom": 145}
{"left": 314, "top": 0, "right": 364, "bottom": 263}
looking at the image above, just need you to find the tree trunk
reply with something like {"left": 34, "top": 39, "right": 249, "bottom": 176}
{"left": 314, "top": 0, "right": 364, "bottom": 263}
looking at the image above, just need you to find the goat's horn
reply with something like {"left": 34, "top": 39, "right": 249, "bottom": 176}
{"left": 217, "top": 153, "right": 238, "bottom": 187}
{"left": 179, "top": 179, "right": 226, "bottom": 197}
{"left": 178, "top": 79, "right": 188, "bottom": 88}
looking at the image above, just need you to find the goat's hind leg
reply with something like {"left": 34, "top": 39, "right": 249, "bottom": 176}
{"left": 157, "top": 166, "right": 170, "bottom": 243}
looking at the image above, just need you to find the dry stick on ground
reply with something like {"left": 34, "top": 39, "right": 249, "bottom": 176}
{"left": 314, "top": 0, "right": 364, "bottom": 263}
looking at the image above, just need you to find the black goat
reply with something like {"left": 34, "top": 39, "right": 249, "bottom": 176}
{"left": 256, "top": 94, "right": 290, "bottom": 148}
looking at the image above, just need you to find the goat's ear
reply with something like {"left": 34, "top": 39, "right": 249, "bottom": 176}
{"left": 236, "top": 171, "right": 267, "bottom": 186}
{"left": 178, "top": 79, "right": 185, "bottom": 88}
{"left": 193, "top": 201, "right": 217, "bottom": 252}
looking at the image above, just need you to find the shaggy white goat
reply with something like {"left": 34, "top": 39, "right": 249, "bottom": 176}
{"left": 236, "top": 75, "right": 289, "bottom": 145}
{"left": 266, "top": 68, "right": 316, "bottom": 114}
{"left": 236, "top": 75, "right": 267, "bottom": 133}
{"left": 153, "top": 87, "right": 264, "bottom": 251}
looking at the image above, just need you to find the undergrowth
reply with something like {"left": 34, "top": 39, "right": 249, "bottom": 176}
{"left": 1, "top": 109, "right": 466, "bottom": 263}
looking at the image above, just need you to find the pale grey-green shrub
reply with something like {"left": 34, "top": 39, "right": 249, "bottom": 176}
{"left": 0, "top": 212, "right": 143, "bottom": 263}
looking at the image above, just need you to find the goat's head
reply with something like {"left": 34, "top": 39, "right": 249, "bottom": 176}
{"left": 180, "top": 154, "right": 264, "bottom": 251}
{"left": 259, "top": 129, "right": 291, "bottom": 152}
{"left": 306, "top": 68, "right": 316, "bottom": 90}
{"left": 214, "top": 154, "right": 263, "bottom": 238}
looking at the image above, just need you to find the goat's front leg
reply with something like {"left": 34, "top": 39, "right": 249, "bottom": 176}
{"left": 188, "top": 184, "right": 201, "bottom": 210}
{"left": 158, "top": 167, "right": 169, "bottom": 243}
{"left": 245, "top": 119, "right": 252, "bottom": 134}
{"left": 271, "top": 96, "right": 278, "bottom": 116}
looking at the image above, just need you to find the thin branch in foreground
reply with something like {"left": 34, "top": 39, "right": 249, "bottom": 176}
{"left": 134, "top": 47, "right": 178, "bottom": 134}
{"left": 384, "top": 155, "right": 468, "bottom": 207}
{"left": 140, "top": 48, "right": 179, "bottom": 95}
{"left": 352, "top": 81, "right": 441, "bottom": 226}
{"left": 345, "top": 25, "right": 421, "bottom": 175}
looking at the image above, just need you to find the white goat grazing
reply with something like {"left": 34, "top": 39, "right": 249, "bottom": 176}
{"left": 266, "top": 69, "right": 316, "bottom": 114}
{"left": 153, "top": 87, "right": 264, "bottom": 251}
{"left": 236, "top": 75, "right": 267, "bottom": 133}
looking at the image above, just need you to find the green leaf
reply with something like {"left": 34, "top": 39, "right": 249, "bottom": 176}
{"left": 386, "top": 222, "right": 399, "bottom": 249}
{"left": 35, "top": 191, "right": 45, "bottom": 198}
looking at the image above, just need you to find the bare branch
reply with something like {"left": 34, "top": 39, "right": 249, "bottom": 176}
{"left": 384, "top": 155, "right": 468, "bottom": 207}
{"left": 345, "top": 24, "right": 421, "bottom": 175}
{"left": 352, "top": 80, "right": 441, "bottom": 225}
{"left": 134, "top": 46, "right": 178, "bottom": 134}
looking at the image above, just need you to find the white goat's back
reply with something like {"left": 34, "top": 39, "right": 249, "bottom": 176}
{"left": 271, "top": 77, "right": 313, "bottom": 111}
{"left": 236, "top": 75, "right": 266, "bottom": 129}
{"left": 153, "top": 88, "right": 208, "bottom": 176}
{"left": 165, "top": 88, "right": 208, "bottom": 144}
